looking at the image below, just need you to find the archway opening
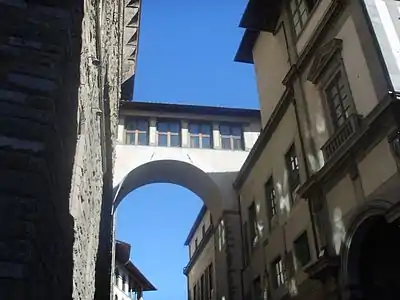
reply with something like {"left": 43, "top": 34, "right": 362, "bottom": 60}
{"left": 112, "top": 159, "right": 224, "bottom": 300}
{"left": 347, "top": 216, "right": 400, "bottom": 300}
{"left": 113, "top": 159, "right": 225, "bottom": 218}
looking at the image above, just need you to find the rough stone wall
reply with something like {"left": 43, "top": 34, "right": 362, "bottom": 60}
{"left": 0, "top": 0, "right": 123, "bottom": 299}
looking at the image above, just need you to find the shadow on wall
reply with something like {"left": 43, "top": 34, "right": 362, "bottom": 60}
{"left": 0, "top": 1, "right": 85, "bottom": 298}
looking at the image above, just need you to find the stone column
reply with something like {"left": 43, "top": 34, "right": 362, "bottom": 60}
{"left": 117, "top": 117, "right": 125, "bottom": 144}
{"left": 181, "top": 120, "right": 189, "bottom": 147}
{"left": 213, "top": 123, "right": 221, "bottom": 149}
{"left": 149, "top": 117, "right": 157, "bottom": 146}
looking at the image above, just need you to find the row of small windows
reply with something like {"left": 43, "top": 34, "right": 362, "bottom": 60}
{"left": 242, "top": 143, "right": 311, "bottom": 294}
{"left": 247, "top": 231, "right": 311, "bottom": 298}
{"left": 125, "top": 118, "right": 245, "bottom": 150}
{"left": 191, "top": 264, "right": 213, "bottom": 300}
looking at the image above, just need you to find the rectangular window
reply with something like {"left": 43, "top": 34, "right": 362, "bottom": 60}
{"left": 202, "top": 224, "right": 206, "bottom": 237}
{"left": 189, "top": 123, "right": 212, "bottom": 149}
{"left": 290, "top": 0, "right": 317, "bottom": 36}
{"left": 253, "top": 277, "right": 262, "bottom": 300}
{"left": 125, "top": 118, "right": 149, "bottom": 145}
{"left": 272, "top": 257, "right": 285, "bottom": 288}
{"left": 189, "top": 244, "right": 192, "bottom": 258}
{"left": 325, "top": 71, "right": 353, "bottom": 128}
{"left": 157, "top": 120, "right": 181, "bottom": 147}
{"left": 200, "top": 274, "right": 205, "bottom": 300}
{"left": 208, "top": 263, "right": 213, "bottom": 298}
{"left": 248, "top": 202, "right": 258, "bottom": 246}
{"left": 264, "top": 177, "right": 277, "bottom": 220}
{"left": 285, "top": 144, "right": 300, "bottom": 193}
{"left": 243, "top": 222, "right": 250, "bottom": 266}
{"left": 194, "top": 284, "right": 197, "bottom": 300}
{"left": 220, "top": 124, "right": 243, "bottom": 150}
{"left": 195, "top": 238, "right": 198, "bottom": 250}
{"left": 294, "top": 231, "right": 311, "bottom": 268}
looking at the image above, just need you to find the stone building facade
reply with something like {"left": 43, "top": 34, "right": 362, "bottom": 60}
{"left": 233, "top": 0, "right": 400, "bottom": 299}
{"left": 0, "top": 0, "right": 141, "bottom": 299}
{"left": 184, "top": 206, "right": 216, "bottom": 300}
{"left": 113, "top": 240, "right": 156, "bottom": 300}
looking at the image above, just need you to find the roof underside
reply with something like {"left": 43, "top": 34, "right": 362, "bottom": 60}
{"left": 115, "top": 241, "right": 157, "bottom": 291}
{"left": 235, "top": 0, "right": 282, "bottom": 64}
{"left": 119, "top": 100, "right": 260, "bottom": 118}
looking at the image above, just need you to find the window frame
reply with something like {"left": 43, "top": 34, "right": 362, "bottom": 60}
{"left": 188, "top": 122, "right": 213, "bottom": 149}
{"left": 219, "top": 123, "right": 244, "bottom": 151}
{"left": 272, "top": 256, "right": 285, "bottom": 289}
{"left": 285, "top": 143, "right": 300, "bottom": 196}
{"left": 288, "top": 0, "right": 319, "bottom": 38}
{"left": 317, "top": 52, "right": 356, "bottom": 135}
{"left": 243, "top": 221, "right": 250, "bottom": 267}
{"left": 264, "top": 176, "right": 277, "bottom": 221}
{"left": 293, "top": 230, "right": 311, "bottom": 268}
{"left": 248, "top": 201, "right": 258, "bottom": 247}
{"left": 156, "top": 119, "right": 181, "bottom": 147}
{"left": 323, "top": 66, "right": 355, "bottom": 131}
{"left": 124, "top": 118, "right": 149, "bottom": 145}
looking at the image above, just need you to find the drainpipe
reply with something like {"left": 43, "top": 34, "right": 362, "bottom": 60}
{"left": 237, "top": 194, "right": 246, "bottom": 300}
{"left": 293, "top": 98, "right": 320, "bottom": 258}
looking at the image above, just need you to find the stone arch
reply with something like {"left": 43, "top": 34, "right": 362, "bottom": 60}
{"left": 339, "top": 199, "right": 400, "bottom": 299}
{"left": 113, "top": 159, "right": 225, "bottom": 219}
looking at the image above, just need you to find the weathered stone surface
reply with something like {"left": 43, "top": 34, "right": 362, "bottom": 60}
{"left": 0, "top": 0, "right": 125, "bottom": 299}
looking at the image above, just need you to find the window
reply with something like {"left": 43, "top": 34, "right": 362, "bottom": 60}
{"left": 264, "top": 177, "right": 277, "bottom": 220}
{"left": 218, "top": 220, "right": 225, "bottom": 251}
{"left": 202, "top": 224, "right": 206, "bottom": 237}
{"left": 289, "top": 0, "right": 317, "bottom": 36}
{"left": 195, "top": 238, "right": 198, "bottom": 250}
{"left": 294, "top": 231, "right": 311, "bottom": 268}
{"left": 189, "top": 244, "right": 192, "bottom": 258}
{"left": 125, "top": 118, "right": 148, "bottom": 145}
{"left": 115, "top": 296, "right": 118, "bottom": 300}
{"left": 253, "top": 277, "right": 262, "bottom": 300}
{"left": 285, "top": 144, "right": 300, "bottom": 193}
{"left": 200, "top": 274, "right": 205, "bottom": 300}
{"left": 194, "top": 284, "right": 198, "bottom": 300}
{"left": 243, "top": 222, "right": 250, "bottom": 266}
{"left": 248, "top": 202, "right": 258, "bottom": 246}
{"left": 189, "top": 123, "right": 212, "bottom": 148}
{"left": 208, "top": 263, "right": 213, "bottom": 298}
{"left": 157, "top": 120, "right": 181, "bottom": 147}
{"left": 325, "top": 70, "right": 353, "bottom": 128}
{"left": 220, "top": 124, "right": 243, "bottom": 150}
{"left": 272, "top": 257, "right": 285, "bottom": 288}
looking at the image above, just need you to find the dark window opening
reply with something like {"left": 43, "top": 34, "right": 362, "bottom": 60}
{"left": 285, "top": 144, "right": 300, "bottom": 193}
{"left": 265, "top": 177, "right": 277, "bottom": 220}
{"left": 248, "top": 202, "right": 258, "bottom": 246}
{"left": 272, "top": 257, "right": 285, "bottom": 288}
{"left": 325, "top": 71, "right": 353, "bottom": 128}
{"left": 294, "top": 231, "right": 311, "bottom": 268}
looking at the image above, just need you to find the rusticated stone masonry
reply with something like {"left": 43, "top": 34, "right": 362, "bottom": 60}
{"left": 0, "top": 0, "right": 125, "bottom": 299}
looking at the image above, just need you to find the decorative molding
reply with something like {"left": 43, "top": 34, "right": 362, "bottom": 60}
{"left": 307, "top": 38, "right": 343, "bottom": 84}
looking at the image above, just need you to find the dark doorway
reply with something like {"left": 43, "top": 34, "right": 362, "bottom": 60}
{"left": 354, "top": 217, "right": 400, "bottom": 300}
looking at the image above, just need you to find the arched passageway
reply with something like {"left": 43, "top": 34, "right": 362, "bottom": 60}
{"left": 342, "top": 209, "right": 400, "bottom": 300}
{"left": 113, "top": 159, "right": 225, "bottom": 218}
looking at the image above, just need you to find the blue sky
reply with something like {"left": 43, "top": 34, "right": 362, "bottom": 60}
{"left": 116, "top": 1, "right": 258, "bottom": 300}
